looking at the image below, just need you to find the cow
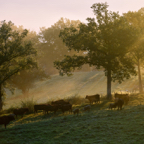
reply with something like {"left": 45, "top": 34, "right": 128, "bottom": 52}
{"left": 51, "top": 99, "right": 70, "bottom": 105}
{"left": 85, "top": 94, "right": 100, "bottom": 104}
{"left": 115, "top": 98, "right": 124, "bottom": 110}
{"left": 59, "top": 104, "right": 72, "bottom": 114}
{"left": 109, "top": 103, "right": 117, "bottom": 110}
{"left": 34, "top": 104, "right": 48, "bottom": 114}
{"left": 45, "top": 105, "right": 59, "bottom": 114}
{"left": 13, "top": 108, "right": 29, "bottom": 118}
{"left": 83, "top": 105, "right": 91, "bottom": 112}
{"left": 73, "top": 108, "right": 79, "bottom": 116}
{"left": 0, "top": 114, "right": 15, "bottom": 129}
{"left": 115, "top": 93, "right": 129, "bottom": 105}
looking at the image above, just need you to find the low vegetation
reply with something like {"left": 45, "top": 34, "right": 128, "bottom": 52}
{"left": 0, "top": 93, "right": 144, "bottom": 144}
{"left": 4, "top": 70, "right": 141, "bottom": 110}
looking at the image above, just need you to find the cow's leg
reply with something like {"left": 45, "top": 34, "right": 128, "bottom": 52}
{"left": 34, "top": 109, "right": 37, "bottom": 114}
{"left": 54, "top": 110, "right": 57, "bottom": 114}
{"left": 120, "top": 105, "right": 122, "bottom": 110}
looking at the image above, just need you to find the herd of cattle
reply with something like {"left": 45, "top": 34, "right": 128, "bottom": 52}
{"left": 0, "top": 93, "right": 129, "bottom": 129}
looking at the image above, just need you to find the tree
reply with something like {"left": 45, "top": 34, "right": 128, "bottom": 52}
{"left": 8, "top": 25, "right": 49, "bottom": 96}
{"left": 38, "top": 18, "right": 82, "bottom": 75}
{"left": 0, "top": 21, "right": 37, "bottom": 110}
{"left": 124, "top": 10, "right": 144, "bottom": 93}
{"left": 9, "top": 68, "right": 49, "bottom": 95}
{"left": 54, "top": 3, "right": 138, "bottom": 99}
{"left": 129, "top": 38, "right": 144, "bottom": 93}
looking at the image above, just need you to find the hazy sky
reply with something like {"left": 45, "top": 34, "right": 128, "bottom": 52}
{"left": 1, "top": 0, "right": 144, "bottom": 33}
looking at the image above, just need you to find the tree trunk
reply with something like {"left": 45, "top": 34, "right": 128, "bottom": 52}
{"left": 0, "top": 84, "right": 3, "bottom": 111}
{"left": 107, "top": 68, "right": 112, "bottom": 99}
{"left": 138, "top": 59, "right": 143, "bottom": 93}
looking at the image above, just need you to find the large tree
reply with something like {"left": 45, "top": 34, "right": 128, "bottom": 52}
{"left": 38, "top": 18, "right": 83, "bottom": 75}
{"left": 9, "top": 68, "right": 49, "bottom": 95}
{"left": 54, "top": 3, "right": 138, "bottom": 99}
{"left": 0, "top": 21, "right": 37, "bottom": 110}
{"left": 8, "top": 25, "right": 49, "bottom": 96}
{"left": 124, "top": 9, "right": 144, "bottom": 93}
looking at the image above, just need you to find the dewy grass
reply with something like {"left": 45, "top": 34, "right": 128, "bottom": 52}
{"left": 0, "top": 93, "right": 144, "bottom": 143}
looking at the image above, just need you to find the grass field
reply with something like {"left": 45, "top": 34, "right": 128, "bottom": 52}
{"left": 1, "top": 70, "right": 143, "bottom": 143}
{"left": 0, "top": 93, "right": 144, "bottom": 144}
{"left": 4, "top": 71, "right": 140, "bottom": 109}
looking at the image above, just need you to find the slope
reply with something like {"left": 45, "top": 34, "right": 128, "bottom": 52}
{"left": 4, "top": 71, "right": 139, "bottom": 109}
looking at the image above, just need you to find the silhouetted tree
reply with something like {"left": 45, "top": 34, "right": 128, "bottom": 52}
{"left": 54, "top": 3, "right": 138, "bottom": 99}
{"left": 9, "top": 69, "right": 49, "bottom": 95}
{"left": 0, "top": 21, "right": 37, "bottom": 110}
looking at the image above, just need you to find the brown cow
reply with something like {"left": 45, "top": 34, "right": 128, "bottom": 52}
{"left": 13, "top": 108, "right": 29, "bottom": 118}
{"left": 0, "top": 114, "right": 15, "bottom": 129}
{"left": 85, "top": 94, "right": 100, "bottom": 104}
{"left": 115, "top": 93, "right": 129, "bottom": 104}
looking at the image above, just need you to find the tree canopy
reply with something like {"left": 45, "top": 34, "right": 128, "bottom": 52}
{"left": 38, "top": 18, "right": 82, "bottom": 75}
{"left": 9, "top": 68, "right": 49, "bottom": 95}
{"left": 124, "top": 9, "right": 144, "bottom": 93}
{"left": 8, "top": 24, "right": 49, "bottom": 96}
{"left": 0, "top": 21, "right": 37, "bottom": 110}
{"left": 54, "top": 3, "right": 138, "bottom": 98}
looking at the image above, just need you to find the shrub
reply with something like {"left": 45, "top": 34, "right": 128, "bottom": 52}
{"left": 65, "top": 94, "right": 86, "bottom": 105}
{"left": 20, "top": 98, "right": 36, "bottom": 112}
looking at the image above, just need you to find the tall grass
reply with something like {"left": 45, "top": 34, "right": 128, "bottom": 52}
{"left": 20, "top": 98, "right": 37, "bottom": 112}
{"left": 64, "top": 94, "right": 86, "bottom": 105}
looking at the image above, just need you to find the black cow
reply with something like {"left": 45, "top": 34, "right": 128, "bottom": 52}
{"left": 51, "top": 100, "right": 70, "bottom": 105}
{"left": 0, "top": 114, "right": 15, "bottom": 129}
{"left": 13, "top": 108, "right": 29, "bottom": 118}
{"left": 45, "top": 105, "right": 59, "bottom": 114}
{"left": 115, "top": 99, "right": 124, "bottom": 110}
{"left": 34, "top": 104, "right": 48, "bottom": 113}
{"left": 59, "top": 104, "right": 72, "bottom": 114}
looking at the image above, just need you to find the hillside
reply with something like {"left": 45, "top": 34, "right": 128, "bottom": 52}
{"left": 4, "top": 71, "right": 140, "bottom": 109}
{"left": 1, "top": 94, "right": 144, "bottom": 144}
